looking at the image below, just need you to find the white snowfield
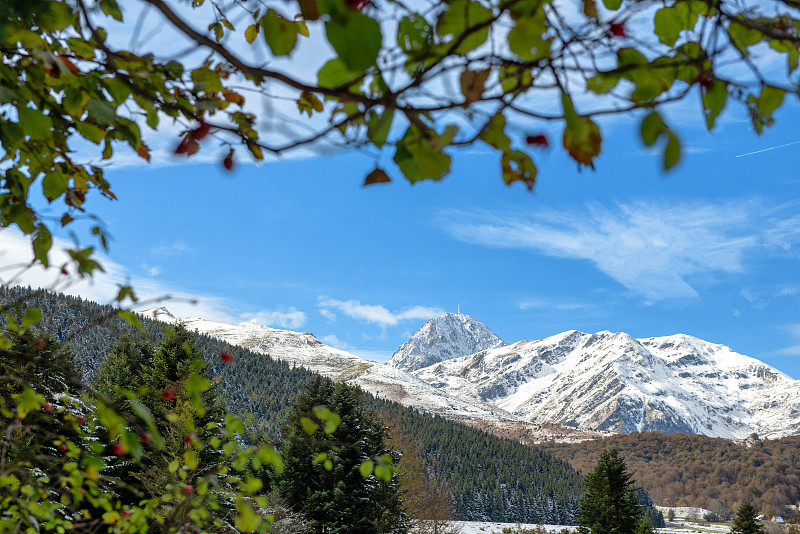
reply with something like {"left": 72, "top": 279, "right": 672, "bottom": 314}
{"left": 141, "top": 308, "right": 800, "bottom": 440}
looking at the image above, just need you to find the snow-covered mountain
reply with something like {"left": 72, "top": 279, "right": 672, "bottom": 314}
{"left": 140, "top": 309, "right": 518, "bottom": 425}
{"left": 141, "top": 308, "right": 800, "bottom": 440}
{"left": 388, "top": 312, "right": 506, "bottom": 372}
{"left": 414, "top": 330, "right": 800, "bottom": 439}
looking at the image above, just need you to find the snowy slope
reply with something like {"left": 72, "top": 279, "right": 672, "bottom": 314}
{"left": 413, "top": 330, "right": 800, "bottom": 439}
{"left": 140, "top": 309, "right": 516, "bottom": 423}
{"left": 141, "top": 308, "right": 800, "bottom": 440}
{"left": 388, "top": 312, "right": 506, "bottom": 371}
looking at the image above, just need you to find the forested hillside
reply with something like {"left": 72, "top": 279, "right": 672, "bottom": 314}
{"left": 1, "top": 286, "right": 584, "bottom": 524}
{"left": 541, "top": 432, "right": 800, "bottom": 519}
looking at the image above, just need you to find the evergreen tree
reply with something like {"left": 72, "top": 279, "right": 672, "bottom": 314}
{"left": 731, "top": 503, "right": 765, "bottom": 534}
{"left": 577, "top": 449, "right": 641, "bottom": 534}
{"left": 276, "top": 377, "right": 409, "bottom": 534}
{"left": 94, "top": 325, "right": 227, "bottom": 501}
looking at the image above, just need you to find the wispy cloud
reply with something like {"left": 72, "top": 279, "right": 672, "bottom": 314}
{"left": 317, "top": 297, "right": 443, "bottom": 327}
{"left": 149, "top": 240, "right": 194, "bottom": 257}
{"left": 0, "top": 229, "right": 236, "bottom": 323}
{"left": 775, "top": 324, "right": 800, "bottom": 356}
{"left": 442, "top": 200, "right": 795, "bottom": 300}
{"left": 240, "top": 308, "right": 307, "bottom": 329}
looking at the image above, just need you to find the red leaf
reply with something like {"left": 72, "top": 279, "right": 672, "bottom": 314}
{"left": 609, "top": 22, "right": 626, "bottom": 38}
{"left": 525, "top": 134, "right": 549, "bottom": 147}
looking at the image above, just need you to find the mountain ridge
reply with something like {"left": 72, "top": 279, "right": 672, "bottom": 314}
{"left": 141, "top": 307, "right": 800, "bottom": 440}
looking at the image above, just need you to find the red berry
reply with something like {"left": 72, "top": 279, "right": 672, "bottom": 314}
{"left": 223, "top": 153, "right": 234, "bottom": 171}
{"left": 162, "top": 388, "right": 175, "bottom": 401}
{"left": 526, "top": 134, "right": 549, "bottom": 147}
{"left": 220, "top": 351, "right": 233, "bottom": 363}
{"left": 60, "top": 267, "right": 68, "bottom": 275}
{"left": 111, "top": 442, "right": 124, "bottom": 456}
{"left": 34, "top": 340, "right": 46, "bottom": 350}
{"left": 58, "top": 443, "right": 68, "bottom": 453}
{"left": 346, "top": 0, "right": 369, "bottom": 9}
{"left": 76, "top": 414, "right": 87, "bottom": 424}
{"left": 139, "top": 431, "right": 153, "bottom": 444}
{"left": 182, "top": 485, "right": 194, "bottom": 495}
{"left": 121, "top": 509, "right": 131, "bottom": 518}
{"left": 43, "top": 402, "right": 53, "bottom": 412}
{"left": 609, "top": 22, "right": 626, "bottom": 38}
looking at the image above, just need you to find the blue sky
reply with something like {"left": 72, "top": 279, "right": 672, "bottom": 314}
{"left": 16, "top": 93, "right": 799, "bottom": 378}
{"left": 4, "top": 3, "right": 800, "bottom": 378}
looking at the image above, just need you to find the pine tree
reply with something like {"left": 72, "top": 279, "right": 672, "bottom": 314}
{"left": 577, "top": 449, "right": 641, "bottom": 534}
{"left": 276, "top": 377, "right": 409, "bottom": 534}
{"left": 731, "top": 503, "right": 765, "bottom": 534}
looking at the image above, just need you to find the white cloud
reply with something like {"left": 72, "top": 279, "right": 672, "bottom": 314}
{"left": 317, "top": 297, "right": 443, "bottom": 327}
{"left": 442, "top": 200, "right": 775, "bottom": 300}
{"left": 240, "top": 308, "right": 307, "bottom": 329}
{"left": 149, "top": 240, "right": 194, "bottom": 257}
{"left": 320, "top": 334, "right": 349, "bottom": 349}
{"left": 0, "top": 229, "right": 236, "bottom": 323}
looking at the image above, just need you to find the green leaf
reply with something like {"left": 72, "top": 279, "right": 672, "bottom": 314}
{"left": 640, "top": 111, "right": 666, "bottom": 146}
{"left": 42, "top": 172, "right": 68, "bottom": 201}
{"left": 245, "top": 24, "right": 259, "bottom": 44}
{"left": 22, "top": 307, "right": 42, "bottom": 330}
{"left": 99, "top": 0, "right": 122, "bottom": 21}
{"left": 654, "top": 3, "right": 697, "bottom": 46}
{"left": 561, "top": 93, "right": 601, "bottom": 167}
{"left": 86, "top": 99, "right": 116, "bottom": 125}
{"left": 317, "top": 58, "right": 360, "bottom": 89}
{"left": 500, "top": 149, "right": 536, "bottom": 190}
{"left": 191, "top": 68, "right": 224, "bottom": 93}
{"left": 757, "top": 86, "right": 784, "bottom": 117}
{"left": 728, "top": 19, "right": 762, "bottom": 55}
{"left": 367, "top": 108, "right": 394, "bottom": 148}
{"left": 235, "top": 498, "right": 264, "bottom": 532}
{"left": 479, "top": 112, "right": 510, "bottom": 150}
{"left": 261, "top": 9, "right": 298, "bottom": 56}
{"left": 586, "top": 72, "right": 621, "bottom": 94}
{"left": 18, "top": 106, "right": 53, "bottom": 139}
{"left": 397, "top": 14, "right": 432, "bottom": 53}
{"left": 360, "top": 460, "right": 375, "bottom": 478}
{"left": 702, "top": 80, "right": 727, "bottom": 130}
{"left": 301, "top": 417, "right": 319, "bottom": 435}
{"left": 74, "top": 121, "right": 105, "bottom": 144}
{"left": 32, "top": 227, "right": 51, "bottom": 265}
{"left": 326, "top": 13, "right": 382, "bottom": 71}
{"left": 664, "top": 132, "right": 680, "bottom": 169}
{"left": 436, "top": 0, "right": 492, "bottom": 54}
{"left": 602, "top": 0, "right": 621, "bottom": 9}
{"left": 104, "top": 78, "right": 131, "bottom": 105}
{"left": 393, "top": 124, "right": 453, "bottom": 183}
{"left": 508, "top": 15, "right": 549, "bottom": 61}
{"left": 13, "top": 387, "right": 44, "bottom": 419}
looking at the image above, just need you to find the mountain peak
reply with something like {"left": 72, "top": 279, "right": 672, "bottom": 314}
{"left": 388, "top": 313, "right": 506, "bottom": 372}
{"left": 140, "top": 306, "right": 177, "bottom": 322}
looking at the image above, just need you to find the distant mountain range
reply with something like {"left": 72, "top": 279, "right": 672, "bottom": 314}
{"left": 143, "top": 308, "right": 800, "bottom": 440}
